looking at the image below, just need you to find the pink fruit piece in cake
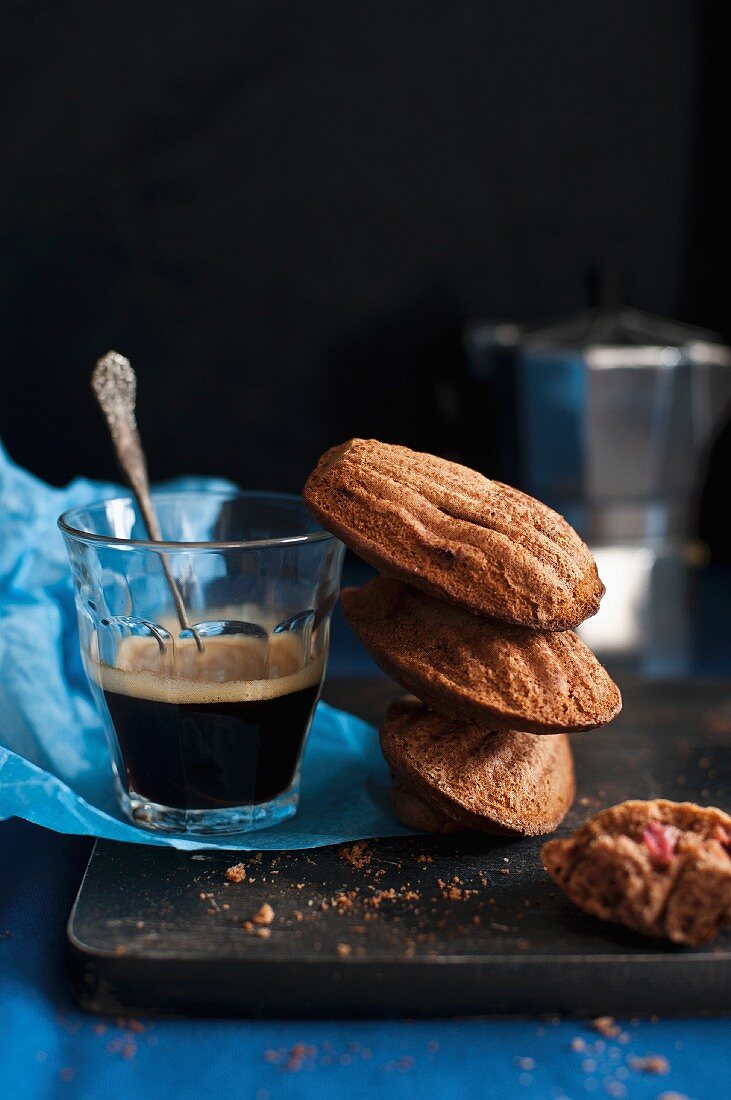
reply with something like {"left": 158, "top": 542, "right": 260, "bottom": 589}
{"left": 642, "top": 822, "right": 680, "bottom": 867}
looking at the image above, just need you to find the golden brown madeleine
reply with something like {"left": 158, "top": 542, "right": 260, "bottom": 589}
{"left": 390, "top": 776, "right": 462, "bottom": 834}
{"left": 304, "top": 439, "right": 604, "bottom": 630}
{"left": 381, "top": 696, "right": 575, "bottom": 836}
{"left": 542, "top": 800, "right": 731, "bottom": 946}
{"left": 342, "top": 578, "right": 621, "bottom": 734}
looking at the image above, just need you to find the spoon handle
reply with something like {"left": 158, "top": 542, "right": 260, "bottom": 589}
{"left": 92, "top": 351, "right": 202, "bottom": 650}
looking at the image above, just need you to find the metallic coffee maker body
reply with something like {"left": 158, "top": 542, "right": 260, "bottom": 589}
{"left": 464, "top": 309, "right": 731, "bottom": 674}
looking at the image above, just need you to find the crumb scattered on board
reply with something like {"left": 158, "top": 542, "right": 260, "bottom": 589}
{"left": 339, "top": 842, "right": 372, "bottom": 870}
{"left": 252, "top": 903, "right": 275, "bottom": 926}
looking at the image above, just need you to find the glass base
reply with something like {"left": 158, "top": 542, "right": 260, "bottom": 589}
{"left": 121, "top": 783, "right": 299, "bottom": 836}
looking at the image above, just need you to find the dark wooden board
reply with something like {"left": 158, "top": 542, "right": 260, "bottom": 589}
{"left": 67, "top": 675, "right": 731, "bottom": 1017}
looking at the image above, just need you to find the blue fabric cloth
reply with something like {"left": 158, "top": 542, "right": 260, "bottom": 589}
{"left": 0, "top": 439, "right": 413, "bottom": 850}
{"left": 2, "top": 817, "right": 729, "bottom": 1100}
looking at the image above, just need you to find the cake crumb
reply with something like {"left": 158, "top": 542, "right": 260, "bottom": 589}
{"left": 340, "top": 842, "right": 372, "bottom": 869}
{"left": 252, "top": 903, "right": 275, "bottom": 926}
{"left": 286, "top": 1042, "right": 317, "bottom": 1071}
{"left": 363, "top": 888, "right": 398, "bottom": 908}
{"left": 629, "top": 1054, "right": 670, "bottom": 1075}
{"left": 225, "top": 864, "right": 246, "bottom": 883}
{"left": 592, "top": 1016, "right": 620, "bottom": 1038}
{"left": 516, "top": 1057, "right": 536, "bottom": 1071}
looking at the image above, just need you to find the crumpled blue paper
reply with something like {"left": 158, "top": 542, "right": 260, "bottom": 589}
{"left": 0, "top": 438, "right": 413, "bottom": 850}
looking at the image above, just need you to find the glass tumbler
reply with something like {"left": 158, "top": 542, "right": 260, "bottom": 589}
{"left": 59, "top": 491, "right": 344, "bottom": 835}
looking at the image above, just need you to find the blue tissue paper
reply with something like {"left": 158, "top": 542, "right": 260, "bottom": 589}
{"left": 0, "top": 439, "right": 413, "bottom": 850}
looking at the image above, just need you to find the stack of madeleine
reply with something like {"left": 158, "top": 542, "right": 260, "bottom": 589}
{"left": 305, "top": 439, "right": 621, "bottom": 837}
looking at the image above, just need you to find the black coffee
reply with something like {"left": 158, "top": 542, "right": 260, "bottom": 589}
{"left": 102, "top": 683, "right": 320, "bottom": 809}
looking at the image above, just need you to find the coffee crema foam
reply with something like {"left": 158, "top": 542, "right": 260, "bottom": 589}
{"left": 87, "top": 632, "right": 323, "bottom": 706}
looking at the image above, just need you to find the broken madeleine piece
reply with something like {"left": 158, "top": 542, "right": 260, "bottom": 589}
{"left": 542, "top": 799, "right": 731, "bottom": 946}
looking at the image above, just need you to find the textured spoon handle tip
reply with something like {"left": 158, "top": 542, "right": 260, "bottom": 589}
{"left": 91, "top": 350, "right": 202, "bottom": 650}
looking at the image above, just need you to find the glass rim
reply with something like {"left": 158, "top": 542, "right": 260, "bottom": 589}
{"left": 57, "top": 489, "right": 336, "bottom": 552}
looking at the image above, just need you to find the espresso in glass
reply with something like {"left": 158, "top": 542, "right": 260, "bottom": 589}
{"left": 59, "top": 489, "right": 344, "bottom": 835}
{"left": 87, "top": 630, "right": 323, "bottom": 817}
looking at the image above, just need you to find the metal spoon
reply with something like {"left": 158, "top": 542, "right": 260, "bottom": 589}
{"left": 91, "top": 350, "right": 203, "bottom": 652}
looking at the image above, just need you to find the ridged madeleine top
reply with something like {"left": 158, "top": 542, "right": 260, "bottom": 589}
{"left": 380, "top": 697, "right": 575, "bottom": 836}
{"left": 341, "top": 577, "right": 621, "bottom": 734}
{"left": 304, "top": 439, "right": 604, "bottom": 630}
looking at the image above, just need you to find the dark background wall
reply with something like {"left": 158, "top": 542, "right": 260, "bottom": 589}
{"left": 1, "top": 1, "right": 728, "bottom": 544}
